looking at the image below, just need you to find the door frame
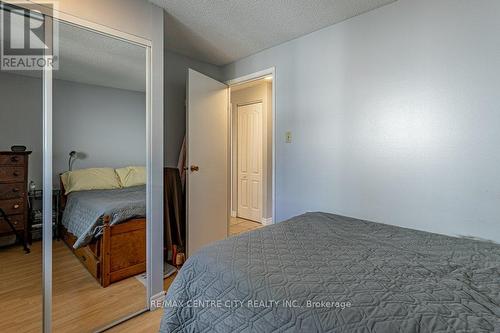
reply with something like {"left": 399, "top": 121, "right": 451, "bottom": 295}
{"left": 227, "top": 67, "right": 276, "bottom": 225}
{"left": 1, "top": 1, "right": 161, "bottom": 332}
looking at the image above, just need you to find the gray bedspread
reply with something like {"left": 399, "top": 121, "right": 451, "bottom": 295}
{"left": 61, "top": 185, "right": 146, "bottom": 248}
{"left": 160, "top": 212, "right": 500, "bottom": 333}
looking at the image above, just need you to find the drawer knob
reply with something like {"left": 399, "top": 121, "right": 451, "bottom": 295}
{"left": 13, "top": 172, "right": 19, "bottom": 177}
{"left": 13, "top": 221, "right": 18, "bottom": 225}
{"left": 12, "top": 188, "right": 20, "bottom": 193}
{"left": 11, "top": 156, "right": 19, "bottom": 162}
{"left": 13, "top": 204, "right": 20, "bottom": 209}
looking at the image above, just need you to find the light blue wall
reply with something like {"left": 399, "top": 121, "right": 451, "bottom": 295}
{"left": 0, "top": 72, "right": 43, "bottom": 186}
{"left": 53, "top": 80, "right": 146, "bottom": 184}
{"left": 223, "top": 0, "right": 500, "bottom": 242}
{"left": 0, "top": 72, "right": 146, "bottom": 188}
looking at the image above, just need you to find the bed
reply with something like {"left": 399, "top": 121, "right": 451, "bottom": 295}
{"left": 160, "top": 212, "right": 500, "bottom": 332}
{"left": 59, "top": 182, "right": 146, "bottom": 288}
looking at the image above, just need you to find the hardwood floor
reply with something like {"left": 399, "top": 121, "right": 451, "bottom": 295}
{"left": 106, "top": 276, "right": 176, "bottom": 333}
{"left": 0, "top": 241, "right": 43, "bottom": 333}
{"left": 229, "top": 216, "right": 263, "bottom": 236}
{"left": 52, "top": 240, "right": 147, "bottom": 332}
{"left": 0, "top": 240, "right": 147, "bottom": 333}
{"left": 0, "top": 221, "right": 262, "bottom": 333}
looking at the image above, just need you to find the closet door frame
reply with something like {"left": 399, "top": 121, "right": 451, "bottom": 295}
{"left": 42, "top": 13, "right": 53, "bottom": 333}
{"left": 1, "top": 1, "right": 159, "bottom": 332}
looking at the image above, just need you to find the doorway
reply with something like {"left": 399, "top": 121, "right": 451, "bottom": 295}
{"left": 230, "top": 77, "right": 273, "bottom": 227}
{"left": 185, "top": 68, "right": 275, "bottom": 256}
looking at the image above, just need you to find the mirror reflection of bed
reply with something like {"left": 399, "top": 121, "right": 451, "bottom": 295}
{"left": 50, "top": 21, "right": 149, "bottom": 332}
{"left": 58, "top": 167, "right": 147, "bottom": 287}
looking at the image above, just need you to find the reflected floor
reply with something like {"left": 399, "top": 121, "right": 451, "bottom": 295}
{"left": 0, "top": 242, "right": 43, "bottom": 333}
{"left": 0, "top": 240, "right": 147, "bottom": 332}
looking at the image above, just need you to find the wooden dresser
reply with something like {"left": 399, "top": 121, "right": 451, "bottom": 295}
{"left": 0, "top": 151, "right": 31, "bottom": 247}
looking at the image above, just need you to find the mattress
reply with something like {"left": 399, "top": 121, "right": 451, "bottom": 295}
{"left": 61, "top": 185, "right": 146, "bottom": 248}
{"left": 160, "top": 212, "right": 500, "bottom": 332}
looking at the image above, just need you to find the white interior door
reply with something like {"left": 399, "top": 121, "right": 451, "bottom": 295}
{"left": 237, "top": 103, "right": 263, "bottom": 222}
{"left": 187, "top": 69, "right": 228, "bottom": 256}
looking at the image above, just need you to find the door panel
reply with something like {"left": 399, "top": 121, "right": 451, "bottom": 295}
{"left": 187, "top": 69, "right": 228, "bottom": 256}
{"left": 237, "top": 103, "right": 263, "bottom": 222}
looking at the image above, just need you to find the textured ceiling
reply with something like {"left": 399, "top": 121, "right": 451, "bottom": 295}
{"left": 0, "top": 17, "right": 146, "bottom": 92}
{"left": 55, "top": 22, "right": 147, "bottom": 92}
{"left": 151, "top": 0, "right": 397, "bottom": 66}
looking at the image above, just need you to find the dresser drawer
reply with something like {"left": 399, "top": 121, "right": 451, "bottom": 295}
{"left": 0, "top": 198, "right": 25, "bottom": 215}
{"left": 0, "top": 167, "right": 25, "bottom": 183}
{"left": 0, "top": 183, "right": 25, "bottom": 200}
{"left": 0, "top": 214, "right": 24, "bottom": 234}
{"left": 0, "top": 154, "right": 26, "bottom": 166}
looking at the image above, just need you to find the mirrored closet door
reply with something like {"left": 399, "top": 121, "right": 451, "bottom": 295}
{"left": 51, "top": 17, "right": 149, "bottom": 332}
{"left": 0, "top": 3, "right": 44, "bottom": 332}
{"left": 0, "top": 1, "right": 152, "bottom": 331}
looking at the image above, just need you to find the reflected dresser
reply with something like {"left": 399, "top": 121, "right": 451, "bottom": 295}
{"left": 0, "top": 151, "right": 31, "bottom": 248}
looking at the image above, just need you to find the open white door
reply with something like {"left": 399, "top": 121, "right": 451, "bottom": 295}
{"left": 187, "top": 69, "right": 229, "bottom": 256}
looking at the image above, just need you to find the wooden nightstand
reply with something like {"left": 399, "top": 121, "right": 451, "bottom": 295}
{"left": 28, "top": 189, "right": 60, "bottom": 241}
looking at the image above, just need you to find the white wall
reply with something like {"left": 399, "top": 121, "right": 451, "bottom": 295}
{"left": 165, "top": 50, "right": 222, "bottom": 166}
{"left": 223, "top": 0, "right": 500, "bottom": 242}
{"left": 231, "top": 82, "right": 272, "bottom": 220}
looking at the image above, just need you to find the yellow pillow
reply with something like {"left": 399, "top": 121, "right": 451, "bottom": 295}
{"left": 63, "top": 168, "right": 121, "bottom": 194}
{"left": 60, "top": 172, "right": 70, "bottom": 192}
{"left": 115, "top": 166, "right": 147, "bottom": 187}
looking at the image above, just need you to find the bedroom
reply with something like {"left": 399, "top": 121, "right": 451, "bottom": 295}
{"left": 1, "top": 0, "right": 500, "bottom": 332}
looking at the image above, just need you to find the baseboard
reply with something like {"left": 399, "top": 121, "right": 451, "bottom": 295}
{"left": 231, "top": 210, "right": 237, "bottom": 218}
{"left": 150, "top": 290, "right": 166, "bottom": 310}
{"left": 261, "top": 217, "right": 273, "bottom": 226}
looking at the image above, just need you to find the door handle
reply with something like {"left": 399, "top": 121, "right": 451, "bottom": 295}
{"left": 190, "top": 165, "right": 199, "bottom": 172}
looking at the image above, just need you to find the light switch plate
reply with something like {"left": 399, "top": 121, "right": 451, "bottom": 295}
{"left": 285, "top": 131, "right": 292, "bottom": 143}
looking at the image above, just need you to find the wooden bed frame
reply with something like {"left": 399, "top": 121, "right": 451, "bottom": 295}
{"left": 59, "top": 180, "right": 146, "bottom": 288}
